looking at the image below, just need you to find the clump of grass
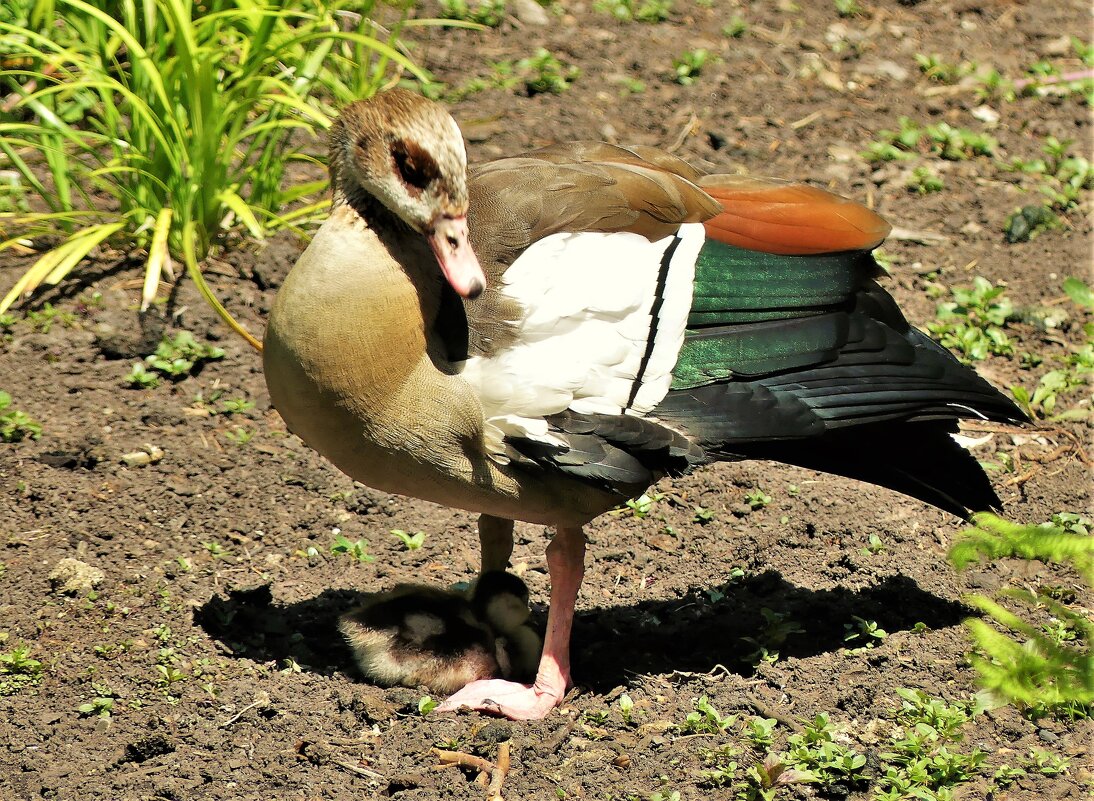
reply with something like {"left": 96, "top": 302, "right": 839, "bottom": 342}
{"left": 0, "top": 0, "right": 429, "bottom": 345}
{"left": 950, "top": 513, "right": 1093, "bottom": 719}
{"left": 0, "top": 390, "right": 42, "bottom": 442}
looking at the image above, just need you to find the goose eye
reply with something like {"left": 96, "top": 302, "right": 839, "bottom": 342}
{"left": 390, "top": 139, "right": 439, "bottom": 193}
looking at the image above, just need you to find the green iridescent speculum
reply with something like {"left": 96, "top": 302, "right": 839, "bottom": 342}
{"left": 671, "top": 240, "right": 877, "bottom": 390}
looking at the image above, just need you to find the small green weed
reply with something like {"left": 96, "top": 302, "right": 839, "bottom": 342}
{"left": 129, "top": 331, "right": 225, "bottom": 387}
{"left": 927, "top": 277, "right": 1015, "bottom": 362}
{"left": 692, "top": 505, "right": 715, "bottom": 524}
{"left": 1023, "top": 748, "right": 1070, "bottom": 776}
{"left": 722, "top": 15, "right": 748, "bottom": 37}
{"left": 26, "top": 302, "right": 76, "bottom": 333}
{"left": 202, "top": 541, "right": 228, "bottom": 560}
{"left": 744, "top": 716, "right": 777, "bottom": 749}
{"left": 914, "top": 53, "right": 973, "bottom": 84}
{"left": 741, "top": 607, "right": 803, "bottom": 664}
{"left": 439, "top": 0, "right": 506, "bottom": 26}
{"left": 907, "top": 166, "right": 945, "bottom": 194}
{"left": 594, "top": 0, "right": 673, "bottom": 22}
{"left": 834, "top": 0, "right": 862, "bottom": 18}
{"left": 391, "top": 529, "right": 426, "bottom": 551}
{"left": 331, "top": 534, "right": 375, "bottom": 564}
{"left": 672, "top": 49, "right": 709, "bottom": 85}
{"left": 744, "top": 489, "right": 772, "bottom": 510}
{"left": 785, "top": 713, "right": 868, "bottom": 790}
{"left": 680, "top": 695, "right": 736, "bottom": 734}
{"left": 216, "top": 397, "right": 255, "bottom": 416}
{"left": 875, "top": 690, "right": 987, "bottom": 799}
{"left": 517, "top": 49, "right": 579, "bottom": 95}
{"left": 0, "top": 391, "right": 42, "bottom": 442}
{"left": 77, "top": 695, "right": 115, "bottom": 719}
{"left": 864, "top": 117, "right": 996, "bottom": 163}
{"left": 224, "top": 427, "right": 254, "bottom": 445}
{"left": 861, "top": 533, "right": 886, "bottom": 555}
{"left": 618, "top": 692, "right": 635, "bottom": 723}
{"left": 0, "top": 642, "right": 43, "bottom": 695}
{"left": 844, "top": 617, "right": 888, "bottom": 650}
{"left": 614, "top": 491, "right": 664, "bottom": 518}
{"left": 125, "top": 363, "right": 160, "bottom": 388}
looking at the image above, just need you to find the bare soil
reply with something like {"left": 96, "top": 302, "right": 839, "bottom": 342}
{"left": 1, "top": 2, "right": 1091, "bottom": 800}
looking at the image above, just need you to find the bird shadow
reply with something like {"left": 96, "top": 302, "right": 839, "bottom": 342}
{"left": 194, "top": 570, "right": 970, "bottom": 693}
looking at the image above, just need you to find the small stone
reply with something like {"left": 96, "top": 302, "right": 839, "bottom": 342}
{"left": 731, "top": 503, "right": 753, "bottom": 518}
{"left": 121, "top": 444, "right": 165, "bottom": 467}
{"left": 48, "top": 558, "right": 104, "bottom": 595}
{"left": 511, "top": 0, "right": 549, "bottom": 25}
{"left": 1037, "top": 728, "right": 1059, "bottom": 743}
{"left": 971, "top": 105, "right": 1000, "bottom": 126}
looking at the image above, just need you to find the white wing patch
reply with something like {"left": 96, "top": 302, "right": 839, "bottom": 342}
{"left": 458, "top": 224, "right": 704, "bottom": 460}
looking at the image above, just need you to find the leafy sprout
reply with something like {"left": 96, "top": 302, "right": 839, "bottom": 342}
{"left": 0, "top": 391, "right": 42, "bottom": 442}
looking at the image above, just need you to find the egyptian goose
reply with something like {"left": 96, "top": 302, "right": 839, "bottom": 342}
{"left": 339, "top": 571, "right": 540, "bottom": 693}
{"left": 264, "top": 89, "right": 1024, "bottom": 719}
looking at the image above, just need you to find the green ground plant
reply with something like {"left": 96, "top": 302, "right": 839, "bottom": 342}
{"left": 439, "top": 0, "right": 506, "bottom": 26}
{"left": 594, "top": 0, "right": 673, "bottom": 23}
{"left": 1011, "top": 279, "right": 1093, "bottom": 420}
{"left": 0, "top": 0, "right": 432, "bottom": 345}
{"left": 672, "top": 49, "right": 709, "bottom": 85}
{"left": 0, "top": 390, "right": 42, "bottom": 441}
{"left": 863, "top": 117, "right": 996, "bottom": 164}
{"left": 331, "top": 534, "right": 376, "bottom": 564}
{"left": 517, "top": 49, "right": 579, "bottom": 95}
{"left": 927, "top": 277, "right": 1015, "bottom": 362}
{"left": 126, "top": 331, "right": 225, "bottom": 387}
{"left": 0, "top": 639, "right": 43, "bottom": 695}
{"left": 950, "top": 513, "right": 1093, "bottom": 718}
{"left": 391, "top": 528, "right": 426, "bottom": 550}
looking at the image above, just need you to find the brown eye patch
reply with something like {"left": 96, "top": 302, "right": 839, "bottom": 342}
{"left": 390, "top": 139, "right": 440, "bottom": 194}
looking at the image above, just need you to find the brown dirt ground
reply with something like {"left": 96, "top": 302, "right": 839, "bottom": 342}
{"left": 1, "top": 2, "right": 1092, "bottom": 800}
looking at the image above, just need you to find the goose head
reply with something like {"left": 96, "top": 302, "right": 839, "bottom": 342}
{"left": 329, "top": 89, "right": 486, "bottom": 299}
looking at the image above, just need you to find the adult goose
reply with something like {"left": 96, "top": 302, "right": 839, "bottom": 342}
{"left": 263, "top": 89, "right": 1025, "bottom": 720}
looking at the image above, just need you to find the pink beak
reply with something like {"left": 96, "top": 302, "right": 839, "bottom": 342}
{"left": 428, "top": 216, "right": 486, "bottom": 299}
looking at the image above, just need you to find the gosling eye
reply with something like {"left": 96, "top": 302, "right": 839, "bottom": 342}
{"left": 390, "top": 139, "right": 440, "bottom": 193}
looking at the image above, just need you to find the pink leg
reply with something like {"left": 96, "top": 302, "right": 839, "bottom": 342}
{"left": 437, "top": 525, "right": 586, "bottom": 720}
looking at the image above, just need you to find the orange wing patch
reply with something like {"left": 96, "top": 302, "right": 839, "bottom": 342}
{"left": 699, "top": 176, "right": 891, "bottom": 255}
